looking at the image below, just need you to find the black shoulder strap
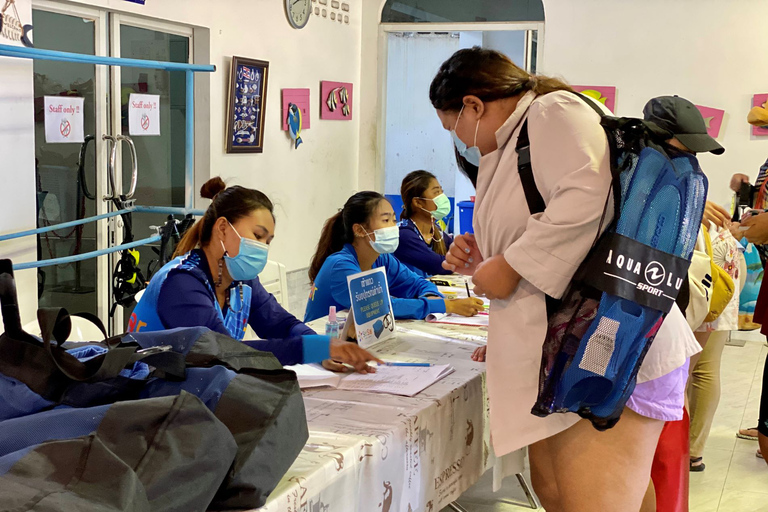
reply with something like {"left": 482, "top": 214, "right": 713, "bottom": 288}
{"left": 516, "top": 92, "right": 606, "bottom": 216}
{"left": 516, "top": 119, "right": 546, "bottom": 215}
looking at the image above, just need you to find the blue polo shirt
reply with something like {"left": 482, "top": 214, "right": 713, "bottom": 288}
{"left": 394, "top": 218, "right": 454, "bottom": 278}
{"left": 304, "top": 244, "right": 446, "bottom": 323}
{"left": 130, "top": 249, "right": 330, "bottom": 365}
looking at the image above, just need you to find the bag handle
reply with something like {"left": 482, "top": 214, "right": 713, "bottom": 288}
{"left": 37, "top": 307, "right": 187, "bottom": 382}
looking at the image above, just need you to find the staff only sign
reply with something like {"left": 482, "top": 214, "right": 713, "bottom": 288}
{"left": 44, "top": 96, "right": 84, "bottom": 144}
{"left": 347, "top": 267, "right": 396, "bottom": 349}
{"left": 128, "top": 94, "right": 161, "bottom": 136}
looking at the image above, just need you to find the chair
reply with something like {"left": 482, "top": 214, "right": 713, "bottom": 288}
{"left": 245, "top": 260, "right": 289, "bottom": 340}
{"left": 259, "top": 260, "right": 289, "bottom": 308}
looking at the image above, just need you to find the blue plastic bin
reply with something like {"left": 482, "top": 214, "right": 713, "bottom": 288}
{"left": 457, "top": 201, "right": 475, "bottom": 234}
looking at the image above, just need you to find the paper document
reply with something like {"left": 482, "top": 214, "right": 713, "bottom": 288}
{"left": 338, "top": 364, "right": 454, "bottom": 397}
{"left": 426, "top": 313, "right": 489, "bottom": 327}
{"left": 286, "top": 364, "right": 342, "bottom": 389}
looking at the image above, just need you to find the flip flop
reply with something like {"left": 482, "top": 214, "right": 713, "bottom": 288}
{"left": 737, "top": 427, "right": 759, "bottom": 441}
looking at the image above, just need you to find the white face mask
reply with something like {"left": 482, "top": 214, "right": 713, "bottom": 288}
{"left": 363, "top": 225, "right": 400, "bottom": 254}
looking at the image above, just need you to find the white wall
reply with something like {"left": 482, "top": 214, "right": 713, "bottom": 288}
{"left": 541, "top": 0, "right": 768, "bottom": 209}
{"left": 0, "top": 0, "right": 366, "bottom": 321}
{"left": 0, "top": 0, "right": 38, "bottom": 325}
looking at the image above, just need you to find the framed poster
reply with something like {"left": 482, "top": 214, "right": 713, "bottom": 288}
{"left": 751, "top": 94, "right": 768, "bottom": 136}
{"left": 571, "top": 85, "right": 617, "bottom": 113}
{"left": 321, "top": 80, "right": 353, "bottom": 120}
{"left": 694, "top": 105, "right": 725, "bottom": 138}
{"left": 226, "top": 56, "right": 269, "bottom": 153}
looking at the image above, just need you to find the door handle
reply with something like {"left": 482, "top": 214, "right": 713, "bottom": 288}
{"left": 102, "top": 135, "right": 139, "bottom": 201}
{"left": 102, "top": 135, "right": 118, "bottom": 201}
{"left": 116, "top": 135, "right": 138, "bottom": 199}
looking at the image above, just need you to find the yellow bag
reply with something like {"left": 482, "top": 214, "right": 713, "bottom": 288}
{"left": 702, "top": 225, "right": 735, "bottom": 323}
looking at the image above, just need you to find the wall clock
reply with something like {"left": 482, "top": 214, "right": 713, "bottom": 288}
{"left": 286, "top": 0, "right": 311, "bottom": 29}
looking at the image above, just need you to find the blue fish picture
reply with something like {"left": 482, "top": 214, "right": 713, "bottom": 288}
{"left": 287, "top": 103, "right": 303, "bottom": 149}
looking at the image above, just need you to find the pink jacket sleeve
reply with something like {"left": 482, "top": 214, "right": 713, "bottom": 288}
{"left": 504, "top": 95, "right": 613, "bottom": 298}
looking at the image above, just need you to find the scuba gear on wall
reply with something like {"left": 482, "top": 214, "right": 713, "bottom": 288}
{"left": 147, "top": 214, "right": 195, "bottom": 280}
{"left": 0, "top": 0, "right": 33, "bottom": 48}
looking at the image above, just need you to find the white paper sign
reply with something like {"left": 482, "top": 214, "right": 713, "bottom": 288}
{"left": 347, "top": 267, "right": 396, "bottom": 349}
{"left": 44, "top": 96, "right": 84, "bottom": 144}
{"left": 128, "top": 94, "right": 160, "bottom": 136}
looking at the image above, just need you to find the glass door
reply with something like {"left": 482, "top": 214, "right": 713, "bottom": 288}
{"left": 31, "top": 2, "right": 194, "bottom": 334}
{"left": 109, "top": 15, "right": 192, "bottom": 332}
{"left": 32, "top": 3, "right": 109, "bottom": 320}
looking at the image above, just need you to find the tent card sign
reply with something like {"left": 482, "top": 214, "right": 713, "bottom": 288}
{"left": 128, "top": 94, "right": 161, "bottom": 136}
{"left": 347, "top": 267, "right": 395, "bottom": 349}
{"left": 44, "top": 96, "right": 84, "bottom": 144}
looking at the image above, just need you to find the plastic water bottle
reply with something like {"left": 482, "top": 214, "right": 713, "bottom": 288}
{"left": 325, "top": 306, "right": 340, "bottom": 338}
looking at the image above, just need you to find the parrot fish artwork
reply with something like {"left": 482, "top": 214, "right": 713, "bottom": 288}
{"left": 287, "top": 102, "right": 303, "bottom": 149}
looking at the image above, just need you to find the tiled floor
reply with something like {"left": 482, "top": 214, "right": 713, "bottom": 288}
{"left": 442, "top": 333, "right": 768, "bottom": 512}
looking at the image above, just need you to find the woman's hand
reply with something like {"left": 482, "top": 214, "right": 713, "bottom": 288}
{"left": 471, "top": 345, "right": 487, "bottom": 362}
{"left": 443, "top": 233, "right": 483, "bottom": 275}
{"left": 730, "top": 173, "right": 751, "bottom": 192}
{"left": 321, "top": 359, "right": 347, "bottom": 372}
{"left": 445, "top": 297, "right": 485, "bottom": 317}
{"left": 702, "top": 201, "right": 731, "bottom": 229}
{"left": 329, "top": 340, "right": 383, "bottom": 373}
{"left": 472, "top": 255, "right": 521, "bottom": 300}
{"left": 742, "top": 213, "right": 768, "bottom": 245}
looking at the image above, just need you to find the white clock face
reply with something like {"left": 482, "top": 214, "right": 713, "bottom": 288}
{"left": 287, "top": 0, "right": 311, "bottom": 29}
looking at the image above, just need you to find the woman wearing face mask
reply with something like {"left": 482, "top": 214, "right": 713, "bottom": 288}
{"left": 130, "top": 178, "right": 380, "bottom": 372}
{"left": 431, "top": 47, "right": 701, "bottom": 511}
{"left": 393, "top": 171, "right": 454, "bottom": 278}
{"left": 304, "top": 191, "right": 483, "bottom": 323}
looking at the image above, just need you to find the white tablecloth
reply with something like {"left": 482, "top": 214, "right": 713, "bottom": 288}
{"left": 253, "top": 324, "right": 523, "bottom": 512}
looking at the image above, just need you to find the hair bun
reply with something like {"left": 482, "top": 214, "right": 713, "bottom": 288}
{"left": 200, "top": 177, "right": 226, "bottom": 200}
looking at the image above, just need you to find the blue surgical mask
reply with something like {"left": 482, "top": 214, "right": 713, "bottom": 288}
{"left": 221, "top": 223, "right": 269, "bottom": 281}
{"left": 364, "top": 225, "right": 400, "bottom": 254}
{"left": 451, "top": 105, "right": 482, "bottom": 167}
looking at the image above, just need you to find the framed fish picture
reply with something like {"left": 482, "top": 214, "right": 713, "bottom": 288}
{"left": 226, "top": 56, "right": 269, "bottom": 153}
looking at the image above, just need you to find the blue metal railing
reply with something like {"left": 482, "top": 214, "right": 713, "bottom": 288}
{"left": 0, "top": 43, "right": 216, "bottom": 210}
{"left": 0, "top": 43, "right": 215, "bottom": 271}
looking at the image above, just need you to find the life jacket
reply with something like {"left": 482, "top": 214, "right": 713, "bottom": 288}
{"left": 129, "top": 250, "right": 252, "bottom": 340}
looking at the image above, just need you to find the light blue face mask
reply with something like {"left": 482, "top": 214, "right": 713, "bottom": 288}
{"left": 451, "top": 105, "right": 482, "bottom": 167}
{"left": 221, "top": 222, "right": 269, "bottom": 281}
{"left": 364, "top": 225, "right": 400, "bottom": 254}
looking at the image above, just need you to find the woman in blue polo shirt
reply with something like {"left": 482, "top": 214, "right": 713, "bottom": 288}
{"left": 394, "top": 170, "right": 454, "bottom": 277}
{"left": 304, "top": 191, "right": 483, "bottom": 323}
{"left": 130, "top": 177, "right": 379, "bottom": 372}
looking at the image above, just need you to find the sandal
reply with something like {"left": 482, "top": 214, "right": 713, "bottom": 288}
{"left": 689, "top": 457, "right": 706, "bottom": 472}
{"left": 737, "top": 427, "right": 759, "bottom": 441}
{"left": 758, "top": 448, "right": 764, "bottom": 460}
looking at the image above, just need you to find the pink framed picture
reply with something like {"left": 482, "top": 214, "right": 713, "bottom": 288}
{"left": 571, "top": 85, "right": 617, "bottom": 113}
{"left": 752, "top": 94, "right": 768, "bottom": 136}
{"left": 320, "top": 81, "right": 353, "bottom": 120}
{"left": 281, "top": 89, "right": 310, "bottom": 130}
{"left": 694, "top": 105, "right": 725, "bottom": 139}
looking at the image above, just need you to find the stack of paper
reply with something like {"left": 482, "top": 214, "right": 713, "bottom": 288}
{"left": 286, "top": 364, "right": 455, "bottom": 397}
{"left": 338, "top": 364, "right": 454, "bottom": 397}
{"left": 425, "top": 312, "right": 489, "bottom": 327}
{"left": 286, "top": 364, "right": 342, "bottom": 389}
